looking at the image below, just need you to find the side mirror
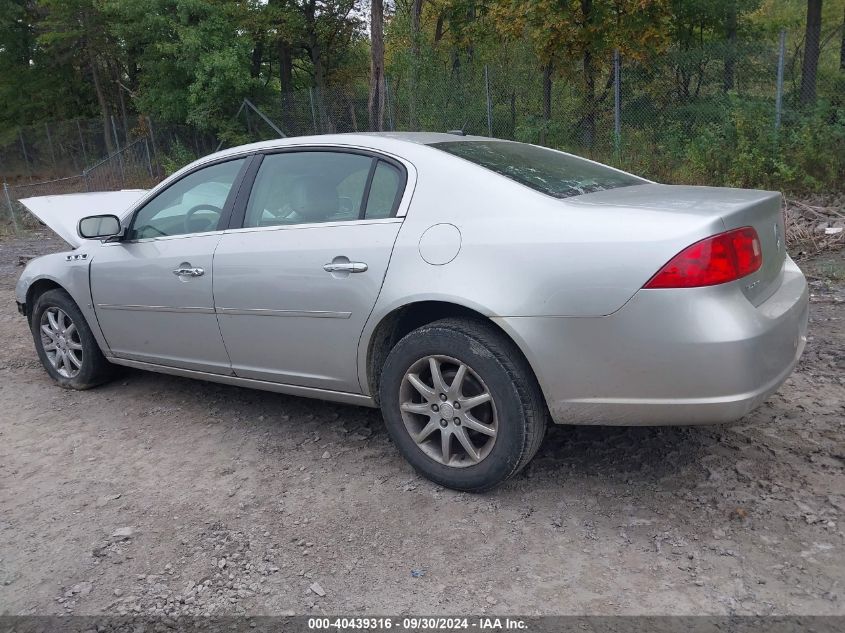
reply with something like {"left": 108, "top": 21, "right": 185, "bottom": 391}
{"left": 78, "top": 214, "right": 122, "bottom": 240}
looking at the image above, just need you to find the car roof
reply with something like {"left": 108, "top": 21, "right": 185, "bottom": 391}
{"left": 204, "top": 132, "right": 493, "bottom": 164}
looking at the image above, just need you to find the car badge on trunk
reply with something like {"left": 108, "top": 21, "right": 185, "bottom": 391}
{"left": 774, "top": 223, "right": 782, "bottom": 252}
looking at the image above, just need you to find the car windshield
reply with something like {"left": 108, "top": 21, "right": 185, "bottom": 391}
{"left": 429, "top": 140, "right": 645, "bottom": 199}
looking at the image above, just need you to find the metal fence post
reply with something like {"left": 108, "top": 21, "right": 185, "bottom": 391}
{"left": 45, "top": 122, "right": 57, "bottom": 171}
{"left": 3, "top": 181, "right": 20, "bottom": 235}
{"left": 76, "top": 119, "right": 89, "bottom": 167}
{"left": 144, "top": 138, "right": 154, "bottom": 179}
{"left": 309, "top": 87, "right": 318, "bottom": 134}
{"left": 386, "top": 77, "right": 395, "bottom": 132}
{"left": 19, "top": 130, "right": 32, "bottom": 182}
{"left": 111, "top": 115, "right": 125, "bottom": 185}
{"left": 146, "top": 116, "right": 159, "bottom": 176}
{"left": 484, "top": 65, "right": 493, "bottom": 137}
{"left": 614, "top": 49, "right": 621, "bottom": 156}
{"left": 83, "top": 168, "right": 90, "bottom": 192}
{"left": 775, "top": 29, "right": 786, "bottom": 131}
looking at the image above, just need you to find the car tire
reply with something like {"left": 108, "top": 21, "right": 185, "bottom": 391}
{"left": 30, "top": 288, "right": 114, "bottom": 390}
{"left": 379, "top": 317, "right": 547, "bottom": 491}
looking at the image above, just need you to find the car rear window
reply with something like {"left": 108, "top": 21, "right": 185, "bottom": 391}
{"left": 429, "top": 140, "right": 645, "bottom": 199}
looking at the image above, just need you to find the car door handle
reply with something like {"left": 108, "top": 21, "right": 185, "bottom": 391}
{"left": 323, "top": 262, "right": 368, "bottom": 273}
{"left": 172, "top": 267, "right": 204, "bottom": 277}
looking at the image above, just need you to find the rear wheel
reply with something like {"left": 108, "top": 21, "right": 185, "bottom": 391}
{"left": 31, "top": 289, "right": 114, "bottom": 389}
{"left": 379, "top": 318, "right": 547, "bottom": 491}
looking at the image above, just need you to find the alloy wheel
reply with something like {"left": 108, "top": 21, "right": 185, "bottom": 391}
{"left": 399, "top": 355, "right": 498, "bottom": 467}
{"left": 40, "top": 307, "right": 83, "bottom": 378}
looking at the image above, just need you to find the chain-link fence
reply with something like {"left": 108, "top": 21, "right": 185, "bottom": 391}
{"left": 245, "top": 28, "right": 842, "bottom": 191}
{"left": 2, "top": 27, "right": 842, "bottom": 235}
{"left": 0, "top": 116, "right": 218, "bottom": 233}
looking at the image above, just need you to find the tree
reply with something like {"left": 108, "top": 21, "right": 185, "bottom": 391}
{"left": 490, "top": 0, "right": 669, "bottom": 147}
{"left": 839, "top": 1, "right": 845, "bottom": 70}
{"left": 106, "top": 0, "right": 256, "bottom": 135}
{"left": 800, "top": 0, "right": 822, "bottom": 105}
{"left": 39, "top": 0, "right": 122, "bottom": 153}
{"left": 369, "top": 0, "right": 385, "bottom": 130}
{"left": 723, "top": 1, "right": 737, "bottom": 91}
{"left": 409, "top": 0, "right": 423, "bottom": 127}
{"left": 268, "top": 0, "right": 298, "bottom": 93}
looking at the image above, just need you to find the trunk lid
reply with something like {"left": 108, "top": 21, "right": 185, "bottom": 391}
{"left": 19, "top": 190, "right": 147, "bottom": 248}
{"left": 570, "top": 183, "right": 786, "bottom": 305}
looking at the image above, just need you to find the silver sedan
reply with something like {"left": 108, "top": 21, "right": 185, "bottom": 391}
{"left": 16, "top": 133, "right": 809, "bottom": 490}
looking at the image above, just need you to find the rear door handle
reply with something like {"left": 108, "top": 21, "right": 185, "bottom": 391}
{"left": 323, "top": 262, "right": 368, "bottom": 273}
{"left": 172, "top": 267, "right": 204, "bottom": 277}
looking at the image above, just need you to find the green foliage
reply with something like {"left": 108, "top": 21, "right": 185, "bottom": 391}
{"left": 614, "top": 97, "right": 845, "bottom": 193}
{"left": 0, "top": 0, "right": 843, "bottom": 196}
{"left": 159, "top": 138, "right": 196, "bottom": 176}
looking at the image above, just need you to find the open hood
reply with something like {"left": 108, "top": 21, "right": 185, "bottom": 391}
{"left": 19, "top": 190, "right": 147, "bottom": 248}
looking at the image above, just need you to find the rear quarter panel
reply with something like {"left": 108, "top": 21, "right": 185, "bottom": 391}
{"left": 368, "top": 150, "right": 725, "bottom": 318}
{"left": 356, "top": 149, "right": 725, "bottom": 393}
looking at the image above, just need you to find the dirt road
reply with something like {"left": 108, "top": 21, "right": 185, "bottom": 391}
{"left": 1, "top": 231, "right": 843, "bottom": 616}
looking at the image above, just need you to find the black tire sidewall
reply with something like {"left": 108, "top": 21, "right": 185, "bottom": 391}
{"left": 380, "top": 322, "right": 531, "bottom": 491}
{"left": 31, "top": 289, "right": 107, "bottom": 389}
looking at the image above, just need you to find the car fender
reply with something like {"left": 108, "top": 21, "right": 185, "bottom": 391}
{"left": 16, "top": 251, "right": 113, "bottom": 356}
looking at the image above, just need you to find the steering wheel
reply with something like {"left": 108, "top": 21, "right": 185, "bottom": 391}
{"left": 184, "top": 204, "right": 223, "bottom": 233}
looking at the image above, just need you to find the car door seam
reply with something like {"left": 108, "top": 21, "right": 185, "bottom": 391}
{"left": 353, "top": 173, "right": 419, "bottom": 393}
{"left": 210, "top": 233, "right": 237, "bottom": 376}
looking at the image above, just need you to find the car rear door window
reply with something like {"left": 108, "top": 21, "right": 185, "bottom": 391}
{"left": 243, "top": 152, "right": 374, "bottom": 228}
{"left": 364, "top": 161, "right": 403, "bottom": 219}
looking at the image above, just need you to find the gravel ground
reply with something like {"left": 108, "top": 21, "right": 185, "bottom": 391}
{"left": 0, "top": 230, "right": 843, "bottom": 616}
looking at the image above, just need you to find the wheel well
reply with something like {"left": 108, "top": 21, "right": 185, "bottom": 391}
{"left": 25, "top": 279, "right": 63, "bottom": 320}
{"left": 365, "top": 301, "right": 515, "bottom": 402}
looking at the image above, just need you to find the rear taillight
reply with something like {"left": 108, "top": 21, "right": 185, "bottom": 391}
{"left": 644, "top": 227, "right": 762, "bottom": 289}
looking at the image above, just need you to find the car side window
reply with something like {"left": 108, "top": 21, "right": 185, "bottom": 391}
{"left": 244, "top": 152, "right": 371, "bottom": 228}
{"left": 364, "top": 161, "right": 403, "bottom": 219}
{"left": 127, "top": 158, "right": 246, "bottom": 240}
{"left": 243, "top": 152, "right": 404, "bottom": 228}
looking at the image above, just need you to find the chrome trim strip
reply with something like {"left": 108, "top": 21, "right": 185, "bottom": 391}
{"left": 222, "top": 217, "right": 402, "bottom": 236}
{"left": 108, "top": 358, "right": 377, "bottom": 408}
{"left": 216, "top": 307, "right": 351, "bottom": 319}
{"left": 96, "top": 304, "right": 215, "bottom": 314}
{"left": 119, "top": 229, "right": 224, "bottom": 244}
{"left": 97, "top": 304, "right": 352, "bottom": 318}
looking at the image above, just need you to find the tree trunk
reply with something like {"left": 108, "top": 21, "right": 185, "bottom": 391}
{"left": 251, "top": 40, "right": 264, "bottom": 79}
{"left": 583, "top": 48, "right": 596, "bottom": 149}
{"left": 409, "top": 0, "right": 423, "bottom": 129}
{"left": 800, "top": 0, "right": 822, "bottom": 105}
{"left": 278, "top": 41, "right": 293, "bottom": 92}
{"left": 81, "top": 9, "right": 113, "bottom": 155}
{"left": 581, "top": 0, "right": 596, "bottom": 149}
{"left": 540, "top": 61, "right": 552, "bottom": 145}
{"left": 89, "top": 56, "right": 114, "bottom": 155}
{"left": 309, "top": 35, "right": 330, "bottom": 131}
{"left": 434, "top": 12, "right": 445, "bottom": 44}
{"left": 411, "top": 0, "right": 422, "bottom": 55}
{"left": 839, "top": 3, "right": 845, "bottom": 70}
{"left": 723, "top": 2, "right": 737, "bottom": 92}
{"left": 368, "top": 0, "right": 385, "bottom": 131}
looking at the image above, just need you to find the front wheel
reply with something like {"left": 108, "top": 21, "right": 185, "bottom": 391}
{"left": 379, "top": 318, "right": 547, "bottom": 491}
{"left": 31, "top": 288, "right": 115, "bottom": 389}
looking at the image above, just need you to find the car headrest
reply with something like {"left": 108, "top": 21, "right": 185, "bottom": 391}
{"left": 290, "top": 175, "right": 339, "bottom": 222}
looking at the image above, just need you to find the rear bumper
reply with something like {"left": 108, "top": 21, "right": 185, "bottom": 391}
{"left": 495, "top": 256, "right": 809, "bottom": 426}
